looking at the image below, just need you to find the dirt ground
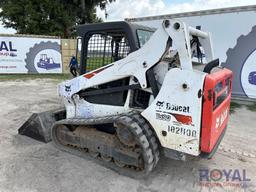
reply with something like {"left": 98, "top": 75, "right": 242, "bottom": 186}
{"left": 0, "top": 79, "right": 255, "bottom": 192}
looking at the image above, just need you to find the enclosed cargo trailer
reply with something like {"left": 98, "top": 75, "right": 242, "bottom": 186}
{"left": 126, "top": 5, "right": 256, "bottom": 100}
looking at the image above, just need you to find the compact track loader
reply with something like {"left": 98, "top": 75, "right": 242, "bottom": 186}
{"left": 19, "top": 19, "right": 233, "bottom": 177}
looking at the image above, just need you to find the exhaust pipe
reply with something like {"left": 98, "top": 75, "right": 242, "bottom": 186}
{"left": 18, "top": 108, "right": 66, "bottom": 143}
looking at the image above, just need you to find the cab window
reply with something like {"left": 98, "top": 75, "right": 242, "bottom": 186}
{"left": 137, "top": 30, "right": 154, "bottom": 47}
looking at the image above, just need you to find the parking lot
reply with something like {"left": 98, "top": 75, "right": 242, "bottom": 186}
{"left": 0, "top": 78, "right": 255, "bottom": 192}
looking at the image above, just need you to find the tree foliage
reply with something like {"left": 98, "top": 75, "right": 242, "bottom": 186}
{"left": 0, "top": 0, "right": 114, "bottom": 37}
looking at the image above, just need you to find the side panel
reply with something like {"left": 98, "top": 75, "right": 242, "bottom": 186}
{"left": 201, "top": 69, "right": 233, "bottom": 153}
{"left": 142, "top": 68, "right": 206, "bottom": 156}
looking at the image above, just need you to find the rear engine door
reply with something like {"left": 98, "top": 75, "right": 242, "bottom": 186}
{"left": 201, "top": 69, "right": 233, "bottom": 153}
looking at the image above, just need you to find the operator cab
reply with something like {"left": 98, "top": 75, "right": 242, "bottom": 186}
{"left": 76, "top": 21, "right": 155, "bottom": 75}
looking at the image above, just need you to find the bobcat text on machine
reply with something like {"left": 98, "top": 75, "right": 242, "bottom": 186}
{"left": 19, "top": 19, "right": 233, "bottom": 177}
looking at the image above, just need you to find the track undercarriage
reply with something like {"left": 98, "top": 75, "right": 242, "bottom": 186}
{"left": 51, "top": 112, "right": 160, "bottom": 177}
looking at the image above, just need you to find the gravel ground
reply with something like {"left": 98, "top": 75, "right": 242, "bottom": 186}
{"left": 0, "top": 79, "right": 255, "bottom": 192}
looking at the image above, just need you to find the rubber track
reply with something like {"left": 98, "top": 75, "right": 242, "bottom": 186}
{"left": 128, "top": 111, "right": 160, "bottom": 167}
{"left": 51, "top": 113, "right": 159, "bottom": 178}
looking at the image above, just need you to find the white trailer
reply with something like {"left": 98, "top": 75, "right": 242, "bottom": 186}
{"left": 126, "top": 5, "right": 256, "bottom": 100}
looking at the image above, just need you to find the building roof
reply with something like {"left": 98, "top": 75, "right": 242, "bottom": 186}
{"left": 125, "top": 4, "right": 256, "bottom": 22}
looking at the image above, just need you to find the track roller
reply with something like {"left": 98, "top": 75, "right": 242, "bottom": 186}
{"left": 51, "top": 113, "right": 160, "bottom": 178}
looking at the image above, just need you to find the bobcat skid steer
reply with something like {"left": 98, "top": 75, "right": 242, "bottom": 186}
{"left": 19, "top": 19, "right": 233, "bottom": 177}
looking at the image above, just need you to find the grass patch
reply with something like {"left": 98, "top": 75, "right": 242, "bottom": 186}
{"left": 230, "top": 101, "right": 242, "bottom": 114}
{"left": 230, "top": 101, "right": 256, "bottom": 113}
{"left": 86, "top": 56, "right": 112, "bottom": 71}
{"left": 0, "top": 74, "right": 70, "bottom": 81}
{"left": 246, "top": 102, "right": 256, "bottom": 112}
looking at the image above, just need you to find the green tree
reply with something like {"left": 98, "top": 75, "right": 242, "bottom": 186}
{"left": 0, "top": 0, "right": 114, "bottom": 37}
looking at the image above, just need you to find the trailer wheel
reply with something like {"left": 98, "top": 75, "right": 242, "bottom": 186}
{"left": 25, "top": 41, "right": 60, "bottom": 73}
{"left": 223, "top": 25, "right": 256, "bottom": 98}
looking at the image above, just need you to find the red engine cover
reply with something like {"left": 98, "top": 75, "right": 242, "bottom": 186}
{"left": 201, "top": 69, "right": 233, "bottom": 153}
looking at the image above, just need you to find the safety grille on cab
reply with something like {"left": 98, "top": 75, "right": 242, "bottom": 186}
{"left": 85, "top": 32, "right": 130, "bottom": 72}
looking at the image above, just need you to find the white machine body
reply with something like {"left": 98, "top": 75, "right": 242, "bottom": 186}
{"left": 58, "top": 19, "right": 214, "bottom": 156}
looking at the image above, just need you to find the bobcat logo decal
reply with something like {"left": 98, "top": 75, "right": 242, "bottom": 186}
{"left": 156, "top": 101, "right": 164, "bottom": 108}
{"left": 65, "top": 85, "right": 71, "bottom": 92}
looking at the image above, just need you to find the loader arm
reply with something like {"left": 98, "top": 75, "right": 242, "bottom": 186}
{"left": 58, "top": 19, "right": 214, "bottom": 101}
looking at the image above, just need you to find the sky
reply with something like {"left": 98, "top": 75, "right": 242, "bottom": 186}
{"left": 1, "top": 0, "right": 256, "bottom": 34}
{"left": 96, "top": 0, "right": 256, "bottom": 21}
